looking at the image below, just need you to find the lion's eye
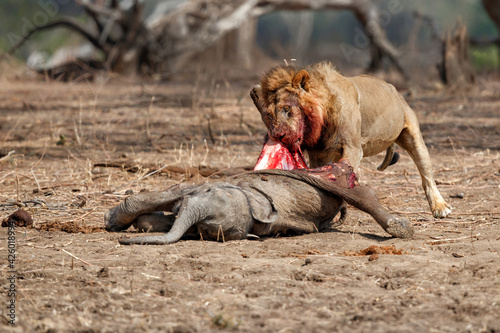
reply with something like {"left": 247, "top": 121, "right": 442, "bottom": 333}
{"left": 282, "top": 106, "right": 290, "bottom": 116}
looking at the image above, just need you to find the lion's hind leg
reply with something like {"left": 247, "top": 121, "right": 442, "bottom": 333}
{"left": 395, "top": 126, "right": 452, "bottom": 218}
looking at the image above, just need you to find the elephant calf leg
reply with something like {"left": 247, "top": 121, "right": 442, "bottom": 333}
{"left": 105, "top": 189, "right": 183, "bottom": 231}
{"left": 344, "top": 185, "right": 414, "bottom": 238}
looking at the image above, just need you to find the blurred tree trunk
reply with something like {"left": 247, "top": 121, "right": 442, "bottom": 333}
{"left": 8, "top": 0, "right": 154, "bottom": 78}
{"left": 256, "top": 0, "right": 408, "bottom": 79}
{"left": 368, "top": 44, "right": 384, "bottom": 71}
{"left": 235, "top": 18, "right": 257, "bottom": 69}
{"left": 215, "top": 18, "right": 257, "bottom": 70}
{"left": 437, "top": 20, "right": 475, "bottom": 92}
{"left": 9, "top": 0, "right": 407, "bottom": 79}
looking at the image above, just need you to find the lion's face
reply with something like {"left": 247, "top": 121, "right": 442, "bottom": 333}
{"left": 260, "top": 90, "right": 305, "bottom": 150}
{"left": 258, "top": 67, "right": 324, "bottom": 151}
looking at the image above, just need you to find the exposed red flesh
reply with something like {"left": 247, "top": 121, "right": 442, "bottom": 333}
{"left": 254, "top": 137, "right": 358, "bottom": 188}
{"left": 253, "top": 138, "right": 308, "bottom": 171}
{"left": 305, "top": 159, "right": 358, "bottom": 189}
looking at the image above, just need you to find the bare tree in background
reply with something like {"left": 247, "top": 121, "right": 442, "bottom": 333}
{"left": 7, "top": 0, "right": 408, "bottom": 79}
{"left": 437, "top": 20, "right": 475, "bottom": 91}
{"left": 8, "top": 0, "right": 154, "bottom": 78}
{"left": 432, "top": 0, "right": 500, "bottom": 91}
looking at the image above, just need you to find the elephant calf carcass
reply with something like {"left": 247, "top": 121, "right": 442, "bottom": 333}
{"left": 104, "top": 161, "right": 414, "bottom": 245}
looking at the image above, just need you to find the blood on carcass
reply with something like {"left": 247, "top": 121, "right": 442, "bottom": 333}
{"left": 253, "top": 138, "right": 308, "bottom": 171}
{"left": 253, "top": 137, "right": 358, "bottom": 189}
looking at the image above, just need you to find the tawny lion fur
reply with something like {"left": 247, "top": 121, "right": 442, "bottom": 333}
{"left": 251, "top": 62, "right": 452, "bottom": 218}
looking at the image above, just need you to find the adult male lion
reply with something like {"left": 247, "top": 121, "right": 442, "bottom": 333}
{"left": 250, "top": 62, "right": 452, "bottom": 218}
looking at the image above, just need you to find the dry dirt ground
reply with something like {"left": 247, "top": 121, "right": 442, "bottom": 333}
{"left": 0, "top": 73, "right": 499, "bottom": 333}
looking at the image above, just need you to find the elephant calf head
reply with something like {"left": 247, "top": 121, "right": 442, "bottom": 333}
{"left": 105, "top": 181, "right": 283, "bottom": 245}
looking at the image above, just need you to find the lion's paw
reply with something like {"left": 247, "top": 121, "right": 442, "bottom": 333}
{"left": 432, "top": 201, "right": 452, "bottom": 218}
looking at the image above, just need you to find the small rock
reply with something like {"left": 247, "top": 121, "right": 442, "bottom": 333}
{"left": 70, "top": 196, "right": 86, "bottom": 208}
{"left": 302, "top": 258, "right": 312, "bottom": 266}
{"left": 97, "top": 266, "right": 110, "bottom": 278}
{"left": 2, "top": 208, "right": 33, "bottom": 227}
{"left": 125, "top": 189, "right": 134, "bottom": 195}
{"left": 449, "top": 193, "right": 465, "bottom": 199}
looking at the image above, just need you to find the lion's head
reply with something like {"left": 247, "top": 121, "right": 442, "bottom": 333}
{"left": 257, "top": 66, "right": 325, "bottom": 151}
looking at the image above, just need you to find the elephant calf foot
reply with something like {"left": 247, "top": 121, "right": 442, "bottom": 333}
{"left": 384, "top": 217, "right": 414, "bottom": 239}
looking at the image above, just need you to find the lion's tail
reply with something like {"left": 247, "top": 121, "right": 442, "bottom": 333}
{"left": 377, "top": 144, "right": 400, "bottom": 171}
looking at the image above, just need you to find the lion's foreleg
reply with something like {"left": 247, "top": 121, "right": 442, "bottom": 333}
{"left": 342, "top": 145, "right": 363, "bottom": 173}
{"left": 336, "top": 124, "right": 364, "bottom": 173}
{"left": 335, "top": 110, "right": 364, "bottom": 173}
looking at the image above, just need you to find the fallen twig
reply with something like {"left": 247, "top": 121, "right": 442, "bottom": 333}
{"left": 93, "top": 160, "right": 250, "bottom": 179}
{"left": 61, "top": 248, "right": 98, "bottom": 267}
{"left": 427, "top": 220, "right": 484, "bottom": 224}
{"left": 111, "top": 164, "right": 169, "bottom": 193}
{"left": 59, "top": 210, "right": 96, "bottom": 224}
{"left": 396, "top": 210, "right": 500, "bottom": 217}
{"left": 141, "top": 272, "right": 162, "bottom": 280}
{"left": 0, "top": 150, "right": 16, "bottom": 163}
{"left": 34, "top": 183, "right": 82, "bottom": 192}
{"left": 0, "top": 200, "right": 47, "bottom": 207}
{"left": 448, "top": 137, "right": 467, "bottom": 173}
{"left": 427, "top": 233, "right": 480, "bottom": 245}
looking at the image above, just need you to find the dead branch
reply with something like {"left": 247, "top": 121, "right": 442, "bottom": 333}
{"left": 413, "top": 11, "right": 442, "bottom": 42}
{"left": 7, "top": 17, "right": 106, "bottom": 56}
{"left": 427, "top": 233, "right": 480, "bottom": 245}
{"left": 253, "top": 0, "right": 408, "bottom": 78}
{"left": 0, "top": 150, "right": 16, "bottom": 163}
{"left": 93, "top": 160, "right": 251, "bottom": 178}
{"left": 8, "top": 0, "right": 409, "bottom": 79}
{"left": 61, "top": 249, "right": 99, "bottom": 267}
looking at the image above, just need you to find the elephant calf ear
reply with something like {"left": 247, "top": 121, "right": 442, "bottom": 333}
{"left": 250, "top": 84, "right": 266, "bottom": 115}
{"left": 292, "top": 70, "right": 310, "bottom": 92}
{"left": 240, "top": 185, "right": 278, "bottom": 224}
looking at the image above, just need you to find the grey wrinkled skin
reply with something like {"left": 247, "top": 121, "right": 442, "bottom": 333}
{"left": 104, "top": 169, "right": 414, "bottom": 245}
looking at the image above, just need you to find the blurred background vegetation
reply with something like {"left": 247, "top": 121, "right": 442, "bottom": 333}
{"left": 1, "top": 0, "right": 498, "bottom": 72}
{"left": 256, "top": 0, "right": 498, "bottom": 70}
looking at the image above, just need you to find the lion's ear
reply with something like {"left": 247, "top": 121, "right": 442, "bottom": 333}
{"left": 292, "top": 70, "right": 310, "bottom": 92}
